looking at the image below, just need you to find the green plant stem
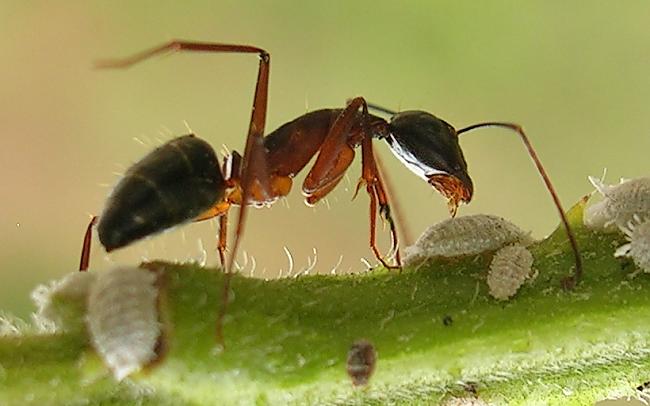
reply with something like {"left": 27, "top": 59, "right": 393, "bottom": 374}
{"left": 1, "top": 202, "right": 649, "bottom": 405}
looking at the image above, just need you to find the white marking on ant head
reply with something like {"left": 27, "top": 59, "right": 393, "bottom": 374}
{"left": 584, "top": 176, "right": 650, "bottom": 231}
{"left": 487, "top": 245, "right": 534, "bottom": 301}
{"left": 403, "top": 214, "right": 534, "bottom": 266}
{"left": 86, "top": 266, "right": 161, "bottom": 381}
{"left": 385, "top": 133, "right": 448, "bottom": 182}
{"left": 615, "top": 215, "right": 650, "bottom": 274}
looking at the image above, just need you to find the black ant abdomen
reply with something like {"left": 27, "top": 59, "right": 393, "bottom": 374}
{"left": 98, "top": 134, "right": 225, "bottom": 252}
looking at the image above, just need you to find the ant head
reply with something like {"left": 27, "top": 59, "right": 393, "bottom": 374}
{"left": 386, "top": 111, "right": 473, "bottom": 215}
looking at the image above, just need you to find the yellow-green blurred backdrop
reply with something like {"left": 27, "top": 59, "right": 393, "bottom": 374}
{"left": 1, "top": 1, "right": 649, "bottom": 317}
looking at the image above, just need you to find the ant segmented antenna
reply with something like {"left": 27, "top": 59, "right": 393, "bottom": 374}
{"left": 456, "top": 122, "right": 582, "bottom": 286}
{"left": 367, "top": 102, "right": 397, "bottom": 116}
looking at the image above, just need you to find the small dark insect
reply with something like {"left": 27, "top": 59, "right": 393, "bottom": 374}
{"left": 78, "top": 40, "right": 583, "bottom": 343}
{"left": 636, "top": 380, "right": 650, "bottom": 391}
{"left": 462, "top": 381, "right": 479, "bottom": 396}
{"left": 347, "top": 339, "right": 377, "bottom": 386}
{"left": 442, "top": 314, "right": 454, "bottom": 326}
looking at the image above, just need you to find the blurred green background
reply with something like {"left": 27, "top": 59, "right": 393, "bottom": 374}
{"left": 1, "top": 1, "right": 649, "bottom": 318}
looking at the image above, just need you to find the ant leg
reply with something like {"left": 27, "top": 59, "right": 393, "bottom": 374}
{"left": 193, "top": 201, "right": 232, "bottom": 268}
{"left": 456, "top": 122, "right": 582, "bottom": 287}
{"left": 95, "top": 40, "right": 268, "bottom": 71}
{"left": 302, "top": 97, "right": 400, "bottom": 268}
{"left": 358, "top": 138, "right": 401, "bottom": 269}
{"left": 352, "top": 98, "right": 401, "bottom": 268}
{"left": 364, "top": 100, "right": 413, "bottom": 247}
{"left": 374, "top": 151, "right": 414, "bottom": 247}
{"left": 98, "top": 40, "right": 271, "bottom": 344}
{"left": 303, "top": 146, "right": 355, "bottom": 206}
{"left": 218, "top": 213, "right": 228, "bottom": 269}
{"left": 302, "top": 99, "right": 367, "bottom": 198}
{"left": 218, "top": 135, "right": 271, "bottom": 346}
{"left": 79, "top": 216, "right": 98, "bottom": 271}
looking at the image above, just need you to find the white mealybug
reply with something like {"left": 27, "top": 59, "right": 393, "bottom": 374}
{"left": 584, "top": 176, "right": 650, "bottom": 231}
{"left": 0, "top": 312, "right": 30, "bottom": 336}
{"left": 32, "top": 271, "right": 97, "bottom": 332}
{"left": 615, "top": 215, "right": 650, "bottom": 274}
{"left": 403, "top": 214, "right": 533, "bottom": 266}
{"left": 487, "top": 245, "right": 534, "bottom": 301}
{"left": 87, "top": 266, "right": 161, "bottom": 381}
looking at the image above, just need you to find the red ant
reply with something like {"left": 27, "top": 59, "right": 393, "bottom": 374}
{"left": 79, "top": 41, "right": 582, "bottom": 343}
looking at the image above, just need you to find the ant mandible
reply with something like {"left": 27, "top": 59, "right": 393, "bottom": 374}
{"left": 79, "top": 41, "right": 582, "bottom": 342}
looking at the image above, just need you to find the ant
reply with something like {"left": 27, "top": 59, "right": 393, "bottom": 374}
{"left": 79, "top": 40, "right": 582, "bottom": 343}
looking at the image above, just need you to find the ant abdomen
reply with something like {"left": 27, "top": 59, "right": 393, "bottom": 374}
{"left": 98, "top": 135, "right": 225, "bottom": 252}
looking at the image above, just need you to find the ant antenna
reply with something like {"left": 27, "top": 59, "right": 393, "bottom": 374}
{"left": 367, "top": 102, "right": 397, "bottom": 116}
{"left": 456, "top": 122, "right": 582, "bottom": 287}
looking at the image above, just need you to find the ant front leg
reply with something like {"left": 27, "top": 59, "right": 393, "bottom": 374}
{"left": 348, "top": 98, "right": 401, "bottom": 269}
{"left": 358, "top": 137, "right": 401, "bottom": 269}
{"left": 303, "top": 97, "right": 401, "bottom": 269}
{"left": 302, "top": 118, "right": 357, "bottom": 203}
